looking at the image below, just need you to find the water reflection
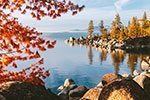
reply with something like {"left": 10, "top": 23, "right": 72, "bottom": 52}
{"left": 111, "top": 50, "right": 126, "bottom": 74}
{"left": 127, "top": 54, "right": 138, "bottom": 74}
{"left": 99, "top": 49, "right": 150, "bottom": 74}
{"left": 99, "top": 48, "right": 108, "bottom": 64}
{"left": 67, "top": 42, "right": 150, "bottom": 74}
{"left": 88, "top": 45, "right": 93, "bottom": 64}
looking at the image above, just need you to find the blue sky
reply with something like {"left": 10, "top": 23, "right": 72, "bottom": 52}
{"left": 13, "top": 0, "right": 150, "bottom": 32}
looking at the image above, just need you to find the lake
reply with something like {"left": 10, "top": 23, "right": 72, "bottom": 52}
{"left": 41, "top": 32, "right": 149, "bottom": 94}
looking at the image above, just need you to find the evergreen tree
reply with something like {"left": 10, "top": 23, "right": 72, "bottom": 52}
{"left": 128, "top": 21, "right": 131, "bottom": 28}
{"left": 110, "top": 13, "right": 122, "bottom": 39}
{"left": 141, "top": 12, "right": 148, "bottom": 36}
{"left": 124, "top": 26, "right": 129, "bottom": 38}
{"left": 99, "top": 20, "right": 107, "bottom": 39}
{"left": 99, "top": 20, "right": 104, "bottom": 30}
{"left": 111, "top": 27, "right": 121, "bottom": 39}
{"left": 129, "top": 17, "right": 139, "bottom": 38}
{"left": 88, "top": 20, "right": 94, "bottom": 38}
{"left": 115, "top": 13, "right": 122, "bottom": 28}
{"left": 119, "top": 28, "right": 126, "bottom": 40}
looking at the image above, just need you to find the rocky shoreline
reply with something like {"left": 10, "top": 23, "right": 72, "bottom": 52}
{"left": 56, "top": 69, "right": 150, "bottom": 100}
{"left": 65, "top": 35, "right": 150, "bottom": 52}
{"left": 1, "top": 69, "right": 150, "bottom": 100}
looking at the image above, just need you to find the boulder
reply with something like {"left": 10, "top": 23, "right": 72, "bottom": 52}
{"left": 64, "top": 78, "right": 76, "bottom": 88}
{"left": 97, "top": 82, "right": 103, "bottom": 87}
{"left": 80, "top": 36, "right": 85, "bottom": 41}
{"left": 57, "top": 85, "right": 65, "bottom": 91}
{"left": 64, "top": 40, "right": 69, "bottom": 43}
{"left": 145, "top": 67, "right": 150, "bottom": 72}
{"left": 0, "top": 95, "right": 6, "bottom": 100}
{"left": 80, "top": 87, "right": 102, "bottom": 100}
{"left": 140, "top": 60, "right": 150, "bottom": 71}
{"left": 69, "top": 86, "right": 88, "bottom": 97}
{"left": 101, "top": 73, "right": 123, "bottom": 85}
{"left": 70, "top": 37, "right": 75, "bottom": 42}
{"left": 122, "top": 74, "right": 132, "bottom": 78}
{"left": 99, "top": 78, "right": 150, "bottom": 100}
{"left": 0, "top": 81, "right": 61, "bottom": 100}
{"left": 140, "top": 71, "right": 150, "bottom": 78}
{"left": 58, "top": 84, "right": 77, "bottom": 95}
{"left": 58, "top": 84, "right": 77, "bottom": 100}
{"left": 133, "top": 70, "right": 140, "bottom": 76}
{"left": 133, "top": 75, "right": 150, "bottom": 95}
{"left": 58, "top": 94, "right": 69, "bottom": 100}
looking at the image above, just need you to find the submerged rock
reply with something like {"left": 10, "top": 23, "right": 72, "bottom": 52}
{"left": 0, "top": 81, "right": 61, "bottom": 100}
{"left": 99, "top": 78, "right": 150, "bottom": 100}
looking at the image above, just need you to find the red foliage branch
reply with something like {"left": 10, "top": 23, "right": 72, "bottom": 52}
{"left": 0, "top": 0, "right": 84, "bottom": 86}
{"left": 0, "top": 0, "right": 85, "bottom": 20}
{"left": 0, "top": 10, "right": 55, "bottom": 85}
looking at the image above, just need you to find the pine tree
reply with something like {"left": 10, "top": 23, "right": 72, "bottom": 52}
{"left": 124, "top": 26, "right": 129, "bottom": 38}
{"left": 99, "top": 20, "right": 104, "bottom": 30}
{"left": 141, "top": 12, "right": 148, "bottom": 36}
{"left": 110, "top": 13, "right": 122, "bottom": 39}
{"left": 115, "top": 13, "right": 122, "bottom": 28}
{"left": 101, "top": 28, "right": 108, "bottom": 39}
{"left": 88, "top": 20, "right": 94, "bottom": 38}
{"left": 129, "top": 17, "right": 139, "bottom": 38}
{"left": 99, "top": 20, "right": 107, "bottom": 39}
{"left": 119, "top": 28, "right": 126, "bottom": 40}
{"left": 128, "top": 21, "right": 131, "bottom": 28}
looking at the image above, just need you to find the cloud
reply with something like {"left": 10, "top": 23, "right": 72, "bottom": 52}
{"left": 114, "top": 0, "right": 130, "bottom": 10}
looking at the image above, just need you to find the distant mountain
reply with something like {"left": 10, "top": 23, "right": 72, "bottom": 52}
{"left": 70, "top": 25, "right": 110, "bottom": 32}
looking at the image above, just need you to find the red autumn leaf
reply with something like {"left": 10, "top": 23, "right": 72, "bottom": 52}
{"left": 12, "top": 62, "right": 17, "bottom": 68}
{"left": 51, "top": 40, "right": 56, "bottom": 45}
{"left": 72, "top": 11, "right": 77, "bottom": 15}
{"left": 47, "top": 44, "right": 54, "bottom": 49}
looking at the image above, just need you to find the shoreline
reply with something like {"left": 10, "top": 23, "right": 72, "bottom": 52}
{"left": 65, "top": 35, "right": 150, "bottom": 53}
